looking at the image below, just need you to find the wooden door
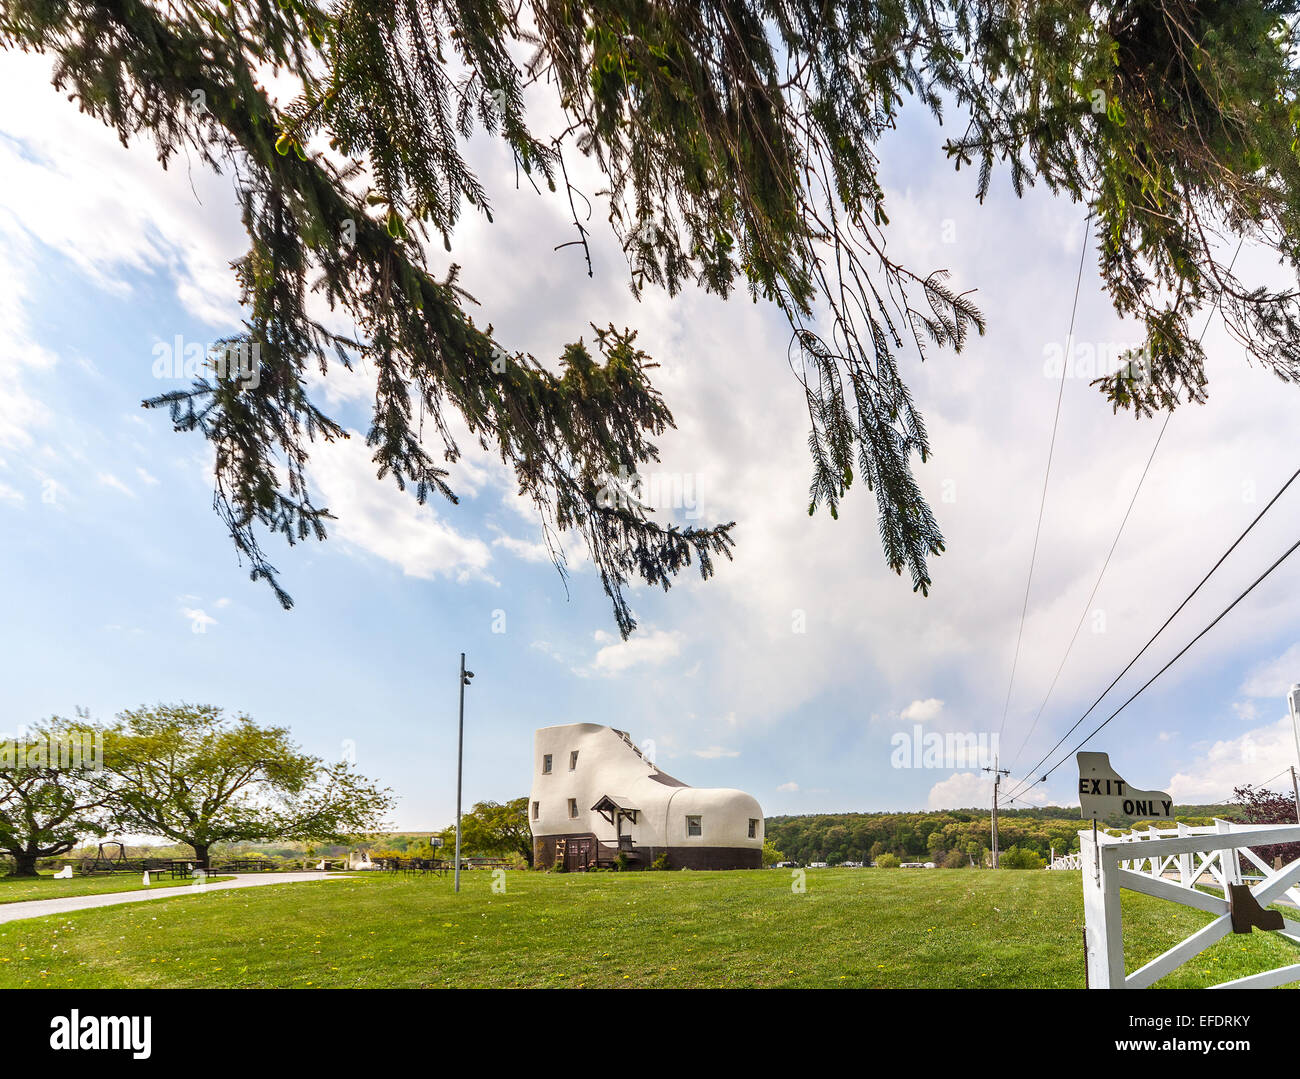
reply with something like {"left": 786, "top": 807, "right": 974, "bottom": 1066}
{"left": 567, "top": 836, "right": 593, "bottom": 871}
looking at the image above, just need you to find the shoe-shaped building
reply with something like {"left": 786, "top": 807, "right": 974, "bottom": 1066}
{"left": 529, "top": 723, "right": 764, "bottom": 871}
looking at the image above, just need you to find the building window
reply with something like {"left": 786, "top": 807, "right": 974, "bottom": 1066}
{"left": 542, "top": 754, "right": 552, "bottom": 774}
{"left": 569, "top": 750, "right": 579, "bottom": 771}
{"left": 686, "top": 815, "right": 702, "bottom": 837}
{"left": 568, "top": 798, "right": 578, "bottom": 819}
{"left": 532, "top": 801, "right": 540, "bottom": 820}
{"left": 748, "top": 818, "right": 759, "bottom": 839}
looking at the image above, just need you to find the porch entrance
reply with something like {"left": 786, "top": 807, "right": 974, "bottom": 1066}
{"left": 565, "top": 836, "right": 595, "bottom": 872}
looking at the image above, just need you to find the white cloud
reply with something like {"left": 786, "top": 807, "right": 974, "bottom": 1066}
{"left": 901, "top": 698, "right": 945, "bottom": 723}
{"left": 927, "top": 772, "right": 991, "bottom": 810}
{"left": 1168, "top": 716, "right": 1300, "bottom": 803}
{"left": 136, "top": 467, "right": 160, "bottom": 487}
{"left": 1232, "top": 701, "right": 1259, "bottom": 723}
{"left": 1238, "top": 642, "right": 1300, "bottom": 702}
{"left": 490, "top": 531, "right": 553, "bottom": 564}
{"left": 0, "top": 219, "right": 57, "bottom": 452}
{"left": 0, "top": 482, "right": 24, "bottom": 505}
{"left": 580, "top": 628, "right": 683, "bottom": 678}
{"left": 0, "top": 53, "right": 244, "bottom": 329}
{"left": 777, "top": 781, "right": 799, "bottom": 793}
{"left": 97, "top": 472, "right": 135, "bottom": 498}
{"left": 692, "top": 746, "right": 740, "bottom": 759}
{"left": 308, "top": 433, "right": 492, "bottom": 583}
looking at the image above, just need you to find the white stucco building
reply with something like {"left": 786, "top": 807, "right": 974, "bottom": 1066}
{"left": 529, "top": 723, "right": 764, "bottom": 870}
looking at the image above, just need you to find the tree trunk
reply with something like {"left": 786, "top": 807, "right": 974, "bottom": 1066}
{"left": 192, "top": 844, "right": 211, "bottom": 870}
{"left": 8, "top": 851, "right": 40, "bottom": 878}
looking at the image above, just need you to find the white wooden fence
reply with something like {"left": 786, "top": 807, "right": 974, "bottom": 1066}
{"left": 1081, "top": 819, "right": 1300, "bottom": 988}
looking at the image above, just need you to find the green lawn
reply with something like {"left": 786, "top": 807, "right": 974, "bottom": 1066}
{"left": 0, "top": 868, "right": 1295, "bottom": 988}
{"left": 0, "top": 872, "right": 232, "bottom": 905}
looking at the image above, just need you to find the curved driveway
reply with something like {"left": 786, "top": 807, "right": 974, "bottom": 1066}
{"left": 0, "top": 873, "right": 350, "bottom": 925}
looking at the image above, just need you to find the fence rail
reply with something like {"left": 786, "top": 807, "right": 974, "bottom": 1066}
{"left": 1081, "top": 818, "right": 1300, "bottom": 989}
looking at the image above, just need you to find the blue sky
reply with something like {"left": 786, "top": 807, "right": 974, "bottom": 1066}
{"left": 3, "top": 49, "right": 1300, "bottom": 833}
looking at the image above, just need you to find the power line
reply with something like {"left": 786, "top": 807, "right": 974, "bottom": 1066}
{"left": 1006, "top": 240, "right": 1244, "bottom": 774}
{"left": 1254, "top": 768, "right": 1292, "bottom": 792}
{"left": 1006, "top": 463, "right": 1300, "bottom": 801}
{"left": 1006, "top": 412, "right": 1170, "bottom": 773}
{"left": 1013, "top": 529, "right": 1300, "bottom": 798}
{"left": 998, "top": 214, "right": 1091, "bottom": 741}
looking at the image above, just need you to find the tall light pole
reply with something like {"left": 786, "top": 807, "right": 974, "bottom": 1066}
{"left": 454, "top": 652, "right": 474, "bottom": 893}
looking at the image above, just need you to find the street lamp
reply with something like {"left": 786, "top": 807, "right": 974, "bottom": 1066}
{"left": 454, "top": 653, "right": 474, "bottom": 893}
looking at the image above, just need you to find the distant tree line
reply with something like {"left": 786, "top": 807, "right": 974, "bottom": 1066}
{"left": 763, "top": 803, "right": 1241, "bottom": 868}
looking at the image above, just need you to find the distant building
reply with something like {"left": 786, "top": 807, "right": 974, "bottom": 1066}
{"left": 529, "top": 723, "right": 764, "bottom": 871}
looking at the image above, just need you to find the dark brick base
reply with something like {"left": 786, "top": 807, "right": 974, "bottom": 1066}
{"left": 532, "top": 833, "right": 760, "bottom": 871}
{"left": 648, "top": 846, "right": 762, "bottom": 871}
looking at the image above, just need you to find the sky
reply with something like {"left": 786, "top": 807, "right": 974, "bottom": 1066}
{"left": 3, "top": 47, "right": 1300, "bottom": 834}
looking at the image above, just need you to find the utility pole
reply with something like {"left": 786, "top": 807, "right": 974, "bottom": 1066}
{"left": 1289, "top": 686, "right": 1300, "bottom": 824}
{"left": 454, "top": 652, "right": 474, "bottom": 893}
{"left": 983, "top": 757, "right": 1010, "bottom": 868}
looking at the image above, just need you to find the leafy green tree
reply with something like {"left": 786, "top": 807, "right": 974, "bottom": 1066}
{"left": 761, "top": 839, "right": 785, "bottom": 867}
{"left": 5, "top": 3, "right": 1296, "bottom": 630}
{"left": 96, "top": 704, "right": 392, "bottom": 868}
{"left": 874, "top": 853, "right": 900, "bottom": 868}
{"left": 0, "top": 719, "right": 113, "bottom": 877}
{"left": 453, "top": 797, "right": 534, "bottom": 866}
{"left": 1000, "top": 846, "right": 1047, "bottom": 870}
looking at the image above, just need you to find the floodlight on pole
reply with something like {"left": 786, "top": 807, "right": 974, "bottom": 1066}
{"left": 454, "top": 653, "right": 474, "bottom": 894}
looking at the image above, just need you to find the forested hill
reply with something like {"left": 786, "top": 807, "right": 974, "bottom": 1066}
{"left": 764, "top": 805, "right": 1239, "bottom": 866}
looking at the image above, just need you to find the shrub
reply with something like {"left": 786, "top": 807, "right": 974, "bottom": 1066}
{"left": 651, "top": 850, "right": 670, "bottom": 871}
{"left": 874, "top": 853, "right": 900, "bottom": 868}
{"left": 1000, "top": 846, "right": 1046, "bottom": 870}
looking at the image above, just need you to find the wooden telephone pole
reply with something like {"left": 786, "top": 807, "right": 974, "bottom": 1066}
{"left": 1291, "top": 766, "right": 1300, "bottom": 826}
{"left": 983, "top": 758, "right": 1010, "bottom": 868}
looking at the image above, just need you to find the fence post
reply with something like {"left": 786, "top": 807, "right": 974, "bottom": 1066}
{"left": 1081, "top": 828, "right": 1125, "bottom": 988}
{"left": 1216, "top": 819, "right": 1241, "bottom": 888}
{"left": 1176, "top": 822, "right": 1191, "bottom": 885}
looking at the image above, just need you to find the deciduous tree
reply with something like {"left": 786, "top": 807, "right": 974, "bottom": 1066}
{"left": 0, "top": 718, "right": 113, "bottom": 878}
{"left": 96, "top": 703, "right": 393, "bottom": 868}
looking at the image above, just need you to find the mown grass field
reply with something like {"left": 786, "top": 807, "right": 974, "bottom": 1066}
{"left": 0, "top": 868, "right": 1295, "bottom": 988}
{"left": 0, "top": 872, "right": 232, "bottom": 905}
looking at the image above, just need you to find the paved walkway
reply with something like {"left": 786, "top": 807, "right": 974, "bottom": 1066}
{"left": 0, "top": 873, "right": 350, "bottom": 925}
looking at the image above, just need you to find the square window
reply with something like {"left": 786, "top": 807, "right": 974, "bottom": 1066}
{"left": 569, "top": 750, "right": 579, "bottom": 771}
{"left": 532, "top": 801, "right": 540, "bottom": 820}
{"left": 686, "top": 815, "right": 702, "bottom": 837}
{"left": 748, "top": 818, "right": 759, "bottom": 839}
{"left": 568, "top": 798, "right": 578, "bottom": 819}
{"left": 542, "top": 754, "right": 552, "bottom": 775}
